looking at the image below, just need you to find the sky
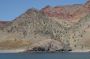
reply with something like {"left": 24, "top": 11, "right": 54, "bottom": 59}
{"left": 0, "top": 0, "right": 87, "bottom": 21}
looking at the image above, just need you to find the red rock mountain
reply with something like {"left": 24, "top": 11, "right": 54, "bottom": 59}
{"left": 0, "top": 0, "right": 90, "bottom": 28}
{"left": 0, "top": 0, "right": 90, "bottom": 51}
{"left": 41, "top": 1, "right": 90, "bottom": 22}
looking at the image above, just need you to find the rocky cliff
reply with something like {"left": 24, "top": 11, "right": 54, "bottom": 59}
{"left": 0, "top": 1, "right": 90, "bottom": 52}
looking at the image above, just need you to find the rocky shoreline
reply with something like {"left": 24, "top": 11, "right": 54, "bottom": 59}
{"left": 0, "top": 49, "right": 90, "bottom": 53}
{"left": 0, "top": 0, "right": 90, "bottom": 54}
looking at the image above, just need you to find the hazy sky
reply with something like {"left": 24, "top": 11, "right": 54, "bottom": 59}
{"left": 0, "top": 0, "right": 87, "bottom": 21}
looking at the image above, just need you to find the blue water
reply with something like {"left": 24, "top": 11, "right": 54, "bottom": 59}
{"left": 0, "top": 52, "right": 90, "bottom": 59}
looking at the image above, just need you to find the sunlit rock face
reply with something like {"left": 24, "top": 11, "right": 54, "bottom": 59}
{"left": 28, "top": 39, "right": 64, "bottom": 51}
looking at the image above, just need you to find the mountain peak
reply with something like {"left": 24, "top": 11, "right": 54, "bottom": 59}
{"left": 26, "top": 8, "right": 38, "bottom": 12}
{"left": 25, "top": 8, "right": 39, "bottom": 15}
{"left": 85, "top": 0, "right": 90, "bottom": 8}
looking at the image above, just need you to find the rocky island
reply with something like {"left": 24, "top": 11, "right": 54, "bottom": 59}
{"left": 0, "top": 0, "right": 90, "bottom": 53}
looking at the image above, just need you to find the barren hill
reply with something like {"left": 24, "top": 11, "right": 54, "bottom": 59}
{"left": 0, "top": 0, "right": 90, "bottom": 52}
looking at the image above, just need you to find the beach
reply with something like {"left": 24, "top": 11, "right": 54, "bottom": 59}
{"left": 0, "top": 49, "right": 26, "bottom": 53}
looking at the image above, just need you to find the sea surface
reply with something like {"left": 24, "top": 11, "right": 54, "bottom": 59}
{"left": 0, "top": 52, "right": 90, "bottom": 59}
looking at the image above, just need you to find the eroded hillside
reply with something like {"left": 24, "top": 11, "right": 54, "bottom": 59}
{"left": 0, "top": 1, "right": 90, "bottom": 51}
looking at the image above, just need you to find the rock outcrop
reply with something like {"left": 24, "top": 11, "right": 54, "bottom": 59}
{"left": 28, "top": 39, "right": 64, "bottom": 51}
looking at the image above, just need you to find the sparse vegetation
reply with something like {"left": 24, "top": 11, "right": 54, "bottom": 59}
{"left": 0, "top": 2, "right": 90, "bottom": 51}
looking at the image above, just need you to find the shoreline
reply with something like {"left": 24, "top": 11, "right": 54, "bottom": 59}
{"left": 70, "top": 50, "right": 90, "bottom": 52}
{"left": 0, "top": 49, "right": 90, "bottom": 53}
{"left": 0, "top": 49, "right": 26, "bottom": 53}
